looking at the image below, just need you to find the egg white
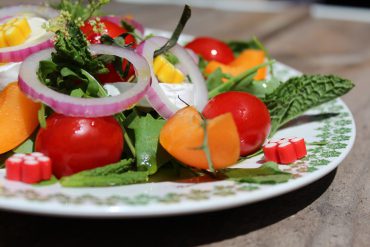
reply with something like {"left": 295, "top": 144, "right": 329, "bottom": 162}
{"left": 0, "top": 16, "right": 48, "bottom": 91}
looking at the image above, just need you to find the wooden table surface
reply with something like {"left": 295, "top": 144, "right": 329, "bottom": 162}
{"left": 2, "top": 1, "right": 370, "bottom": 246}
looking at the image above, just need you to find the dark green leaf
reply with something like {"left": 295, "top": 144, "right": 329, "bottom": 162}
{"left": 121, "top": 19, "right": 135, "bottom": 33}
{"left": 264, "top": 75, "right": 355, "bottom": 136}
{"left": 37, "top": 60, "right": 58, "bottom": 85}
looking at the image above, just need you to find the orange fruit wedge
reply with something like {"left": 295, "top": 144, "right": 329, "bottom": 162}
{"left": 0, "top": 82, "right": 40, "bottom": 154}
{"left": 205, "top": 49, "right": 267, "bottom": 81}
{"left": 159, "top": 106, "right": 240, "bottom": 170}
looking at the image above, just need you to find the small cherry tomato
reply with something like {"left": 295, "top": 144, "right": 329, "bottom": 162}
{"left": 35, "top": 113, "right": 124, "bottom": 178}
{"left": 202, "top": 91, "right": 271, "bottom": 156}
{"left": 80, "top": 18, "right": 135, "bottom": 45}
{"left": 185, "top": 37, "right": 235, "bottom": 64}
{"left": 80, "top": 18, "right": 136, "bottom": 82}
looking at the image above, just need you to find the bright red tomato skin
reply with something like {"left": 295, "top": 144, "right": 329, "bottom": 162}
{"left": 35, "top": 114, "right": 124, "bottom": 178}
{"left": 185, "top": 37, "right": 235, "bottom": 64}
{"left": 80, "top": 19, "right": 135, "bottom": 45}
{"left": 202, "top": 92, "right": 271, "bottom": 156}
{"left": 80, "top": 19, "right": 136, "bottom": 82}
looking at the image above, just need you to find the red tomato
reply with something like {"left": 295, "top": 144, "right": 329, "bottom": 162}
{"left": 185, "top": 37, "right": 235, "bottom": 64}
{"left": 35, "top": 114, "right": 124, "bottom": 178}
{"left": 80, "top": 18, "right": 136, "bottom": 82}
{"left": 80, "top": 18, "right": 135, "bottom": 45}
{"left": 202, "top": 91, "right": 271, "bottom": 156}
{"left": 96, "top": 60, "right": 136, "bottom": 83}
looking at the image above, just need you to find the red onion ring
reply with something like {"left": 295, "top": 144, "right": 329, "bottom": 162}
{"left": 0, "top": 5, "right": 59, "bottom": 63}
{"left": 136, "top": 36, "right": 208, "bottom": 119}
{"left": 101, "top": 15, "right": 144, "bottom": 37}
{"left": 18, "top": 44, "right": 151, "bottom": 117}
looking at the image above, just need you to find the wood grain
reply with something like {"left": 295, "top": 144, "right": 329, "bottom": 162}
{"left": 1, "top": 1, "right": 369, "bottom": 247}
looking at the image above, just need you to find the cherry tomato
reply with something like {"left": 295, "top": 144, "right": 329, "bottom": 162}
{"left": 80, "top": 18, "right": 135, "bottom": 45}
{"left": 35, "top": 113, "right": 124, "bottom": 178}
{"left": 80, "top": 18, "right": 136, "bottom": 82}
{"left": 185, "top": 37, "right": 235, "bottom": 64}
{"left": 95, "top": 60, "right": 136, "bottom": 83}
{"left": 202, "top": 91, "right": 271, "bottom": 156}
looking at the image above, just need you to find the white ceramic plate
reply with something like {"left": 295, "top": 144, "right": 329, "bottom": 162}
{"left": 0, "top": 30, "right": 355, "bottom": 218}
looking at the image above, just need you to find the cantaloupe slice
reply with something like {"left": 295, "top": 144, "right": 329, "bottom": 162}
{"left": 159, "top": 106, "right": 240, "bottom": 170}
{"left": 0, "top": 82, "right": 40, "bottom": 154}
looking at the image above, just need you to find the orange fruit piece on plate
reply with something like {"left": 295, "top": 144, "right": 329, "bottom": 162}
{"left": 159, "top": 106, "right": 240, "bottom": 170}
{"left": 205, "top": 49, "right": 267, "bottom": 80}
{"left": 0, "top": 82, "right": 40, "bottom": 154}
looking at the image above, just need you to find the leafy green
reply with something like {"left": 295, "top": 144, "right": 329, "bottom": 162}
{"left": 208, "top": 60, "right": 274, "bottom": 98}
{"left": 242, "top": 77, "right": 281, "bottom": 98}
{"left": 60, "top": 159, "right": 148, "bottom": 187}
{"left": 37, "top": 22, "right": 108, "bottom": 96}
{"left": 227, "top": 39, "right": 262, "bottom": 56}
{"left": 73, "top": 159, "right": 133, "bottom": 176}
{"left": 61, "top": 171, "right": 148, "bottom": 187}
{"left": 222, "top": 162, "right": 292, "bottom": 184}
{"left": 51, "top": 23, "right": 107, "bottom": 74}
{"left": 205, "top": 68, "right": 231, "bottom": 91}
{"left": 129, "top": 114, "right": 168, "bottom": 175}
{"left": 120, "top": 19, "right": 135, "bottom": 33}
{"left": 33, "top": 176, "right": 59, "bottom": 187}
{"left": 264, "top": 74, "right": 354, "bottom": 136}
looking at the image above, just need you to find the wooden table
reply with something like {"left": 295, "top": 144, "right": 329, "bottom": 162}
{"left": 2, "top": 1, "right": 369, "bottom": 246}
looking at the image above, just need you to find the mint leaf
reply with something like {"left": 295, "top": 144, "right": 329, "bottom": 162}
{"left": 222, "top": 162, "right": 292, "bottom": 184}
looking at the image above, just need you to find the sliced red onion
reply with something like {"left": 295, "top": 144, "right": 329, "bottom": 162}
{"left": 0, "top": 5, "right": 59, "bottom": 63}
{"left": 18, "top": 44, "right": 151, "bottom": 117}
{"left": 101, "top": 15, "right": 144, "bottom": 37}
{"left": 176, "top": 48, "right": 200, "bottom": 75}
{"left": 136, "top": 36, "right": 208, "bottom": 119}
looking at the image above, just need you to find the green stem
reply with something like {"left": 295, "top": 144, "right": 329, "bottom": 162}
{"left": 38, "top": 104, "right": 47, "bottom": 128}
{"left": 252, "top": 36, "right": 274, "bottom": 76}
{"left": 199, "top": 116, "right": 215, "bottom": 173}
{"left": 81, "top": 69, "right": 136, "bottom": 157}
{"left": 208, "top": 60, "right": 275, "bottom": 98}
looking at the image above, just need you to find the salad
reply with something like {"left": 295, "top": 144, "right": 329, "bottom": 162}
{"left": 0, "top": 0, "right": 354, "bottom": 187}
